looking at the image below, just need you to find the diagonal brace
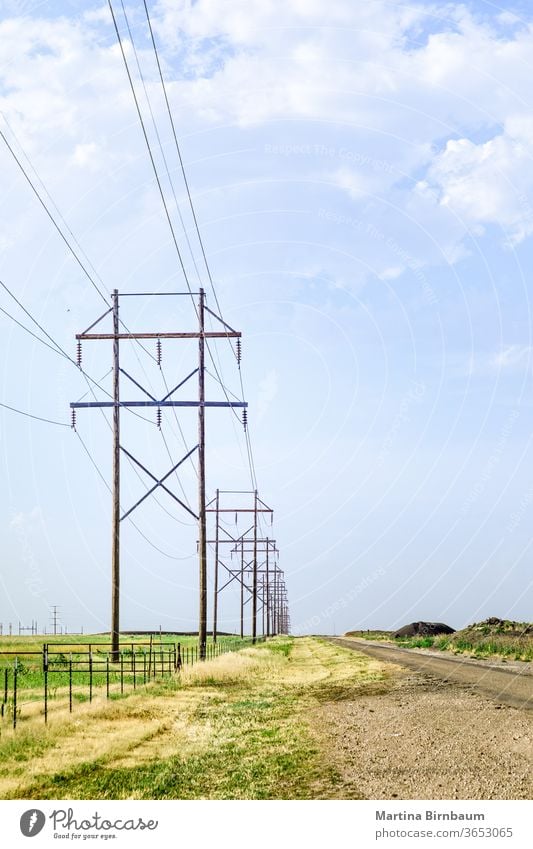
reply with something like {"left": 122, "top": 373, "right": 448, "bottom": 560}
{"left": 120, "top": 445, "right": 199, "bottom": 520}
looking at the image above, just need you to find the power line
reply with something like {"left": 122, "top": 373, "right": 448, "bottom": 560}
{"left": 119, "top": 0, "right": 204, "bottom": 290}
{"left": 0, "top": 130, "right": 109, "bottom": 306}
{"left": 0, "top": 278, "right": 155, "bottom": 424}
{"left": 0, "top": 401, "right": 69, "bottom": 428}
{"left": 0, "top": 303, "right": 67, "bottom": 358}
{"left": 107, "top": 0, "right": 193, "bottom": 298}
{"left": 0, "top": 113, "right": 158, "bottom": 367}
{"left": 141, "top": 0, "right": 258, "bottom": 489}
{"left": 142, "top": 0, "right": 223, "bottom": 319}
{"left": 0, "top": 279, "right": 74, "bottom": 362}
{"left": 110, "top": 2, "right": 255, "bottom": 492}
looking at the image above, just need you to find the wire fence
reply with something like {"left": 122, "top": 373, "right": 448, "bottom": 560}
{"left": 0, "top": 637, "right": 259, "bottom": 729}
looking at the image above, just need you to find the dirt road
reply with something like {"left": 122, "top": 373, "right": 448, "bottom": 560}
{"left": 328, "top": 637, "right": 533, "bottom": 710}
{"left": 316, "top": 637, "right": 533, "bottom": 799}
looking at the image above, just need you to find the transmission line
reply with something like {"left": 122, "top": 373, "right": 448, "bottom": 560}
{"left": 0, "top": 130, "right": 109, "bottom": 306}
{"left": 141, "top": 0, "right": 259, "bottom": 488}
{"left": 0, "top": 401, "right": 70, "bottom": 428}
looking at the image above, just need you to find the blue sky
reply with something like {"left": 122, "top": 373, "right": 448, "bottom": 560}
{"left": 1, "top": 0, "right": 533, "bottom": 636}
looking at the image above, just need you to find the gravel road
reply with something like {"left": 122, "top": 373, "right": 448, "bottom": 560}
{"left": 317, "top": 638, "right": 533, "bottom": 799}
{"left": 329, "top": 637, "right": 533, "bottom": 710}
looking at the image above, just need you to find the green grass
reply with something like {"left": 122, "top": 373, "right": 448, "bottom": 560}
{"left": 345, "top": 619, "right": 533, "bottom": 661}
{"left": 0, "top": 634, "right": 248, "bottom": 691}
{"left": 0, "top": 637, "right": 387, "bottom": 800}
{"left": 435, "top": 634, "right": 533, "bottom": 661}
{"left": 345, "top": 630, "right": 392, "bottom": 640}
{"left": 395, "top": 636, "right": 435, "bottom": 649}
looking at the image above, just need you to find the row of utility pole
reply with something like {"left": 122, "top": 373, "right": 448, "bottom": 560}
{"left": 71, "top": 291, "right": 290, "bottom": 660}
{"left": 207, "top": 490, "right": 290, "bottom": 643}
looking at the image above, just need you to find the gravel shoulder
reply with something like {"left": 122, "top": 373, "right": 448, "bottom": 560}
{"left": 314, "top": 648, "right": 533, "bottom": 800}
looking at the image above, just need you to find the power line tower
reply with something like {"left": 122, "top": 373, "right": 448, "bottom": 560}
{"left": 230, "top": 538, "right": 279, "bottom": 637}
{"left": 206, "top": 490, "right": 274, "bottom": 642}
{"left": 70, "top": 289, "right": 246, "bottom": 660}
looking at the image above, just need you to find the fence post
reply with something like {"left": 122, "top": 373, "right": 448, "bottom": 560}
{"left": 177, "top": 643, "right": 182, "bottom": 671}
{"left": 13, "top": 658, "right": 18, "bottom": 730}
{"left": 0, "top": 668, "right": 6, "bottom": 719}
{"left": 89, "top": 651, "right": 93, "bottom": 703}
{"left": 120, "top": 652, "right": 124, "bottom": 694}
{"left": 106, "top": 656, "right": 110, "bottom": 699}
{"left": 132, "top": 650, "right": 136, "bottom": 690}
{"left": 69, "top": 653, "right": 73, "bottom": 713}
{"left": 43, "top": 646, "right": 48, "bottom": 725}
{"left": 143, "top": 650, "right": 147, "bottom": 686}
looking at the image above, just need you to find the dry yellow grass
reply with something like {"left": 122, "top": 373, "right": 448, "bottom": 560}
{"left": 0, "top": 638, "right": 390, "bottom": 800}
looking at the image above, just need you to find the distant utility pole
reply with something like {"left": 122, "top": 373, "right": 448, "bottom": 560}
{"left": 18, "top": 620, "right": 38, "bottom": 636}
{"left": 50, "top": 605, "right": 60, "bottom": 636}
{"left": 232, "top": 540, "right": 279, "bottom": 635}
{"left": 71, "top": 290, "right": 246, "bottom": 661}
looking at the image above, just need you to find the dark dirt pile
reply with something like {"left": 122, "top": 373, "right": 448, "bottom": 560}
{"left": 394, "top": 621, "right": 455, "bottom": 638}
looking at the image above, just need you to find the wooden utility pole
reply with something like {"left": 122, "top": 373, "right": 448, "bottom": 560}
{"left": 212, "top": 488, "right": 220, "bottom": 643}
{"left": 252, "top": 489, "right": 258, "bottom": 643}
{"left": 198, "top": 289, "right": 207, "bottom": 660}
{"left": 266, "top": 538, "right": 270, "bottom": 637}
{"left": 240, "top": 540, "right": 244, "bottom": 638}
{"left": 272, "top": 569, "right": 278, "bottom": 636}
{"left": 111, "top": 289, "right": 120, "bottom": 661}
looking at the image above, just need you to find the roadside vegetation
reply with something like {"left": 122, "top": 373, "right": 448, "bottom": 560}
{"left": 346, "top": 619, "right": 533, "bottom": 661}
{"left": 0, "top": 637, "right": 389, "bottom": 800}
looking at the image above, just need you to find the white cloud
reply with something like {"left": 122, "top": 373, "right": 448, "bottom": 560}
{"left": 492, "top": 344, "right": 533, "bottom": 369}
{"left": 466, "top": 345, "right": 533, "bottom": 377}
{"left": 331, "top": 166, "right": 378, "bottom": 201}
{"left": 1, "top": 0, "right": 533, "bottom": 300}
{"left": 379, "top": 267, "right": 403, "bottom": 281}
{"left": 422, "top": 118, "right": 533, "bottom": 245}
{"left": 70, "top": 141, "right": 101, "bottom": 169}
{"left": 10, "top": 505, "right": 43, "bottom": 533}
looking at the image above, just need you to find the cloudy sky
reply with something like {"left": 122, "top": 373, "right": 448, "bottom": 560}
{"left": 1, "top": 0, "right": 533, "bottom": 636}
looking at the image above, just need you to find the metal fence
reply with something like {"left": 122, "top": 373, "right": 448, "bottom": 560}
{"left": 0, "top": 637, "right": 257, "bottom": 728}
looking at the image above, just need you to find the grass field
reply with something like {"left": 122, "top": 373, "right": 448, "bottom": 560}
{"left": 0, "top": 637, "right": 388, "bottom": 800}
